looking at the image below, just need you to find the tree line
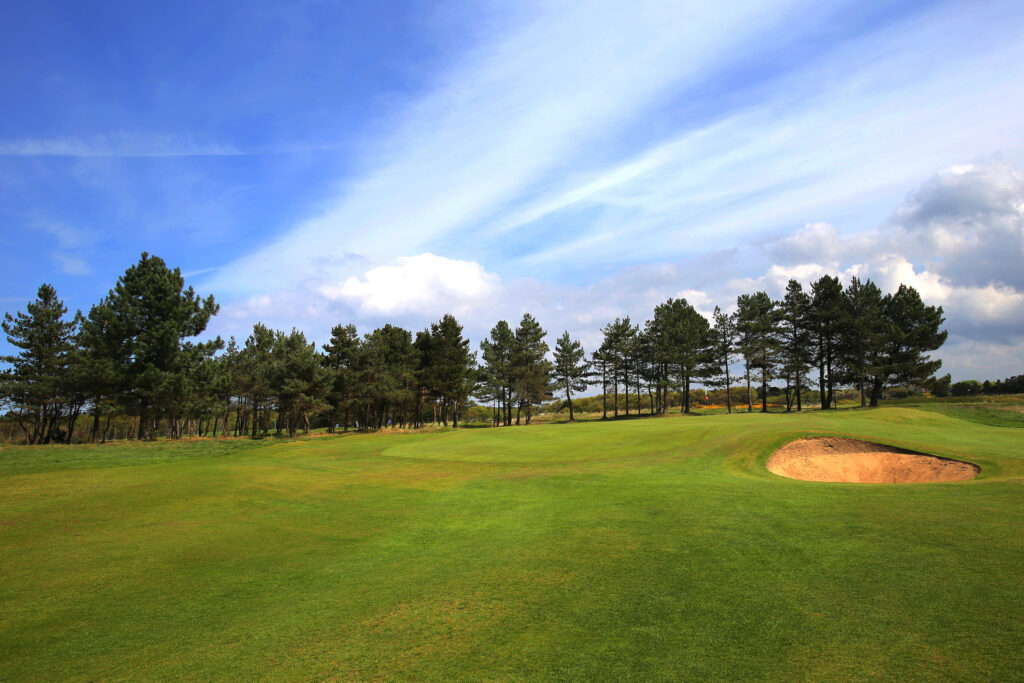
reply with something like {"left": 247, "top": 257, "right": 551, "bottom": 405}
{"left": 582, "top": 275, "right": 948, "bottom": 419}
{"left": 2, "top": 253, "right": 951, "bottom": 444}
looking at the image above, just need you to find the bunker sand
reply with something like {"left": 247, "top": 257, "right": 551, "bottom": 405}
{"left": 767, "top": 437, "right": 979, "bottom": 483}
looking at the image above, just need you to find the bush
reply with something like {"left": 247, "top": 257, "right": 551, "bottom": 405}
{"left": 950, "top": 380, "right": 983, "bottom": 397}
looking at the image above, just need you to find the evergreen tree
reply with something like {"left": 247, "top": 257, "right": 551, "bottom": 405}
{"left": 77, "top": 300, "right": 124, "bottom": 442}
{"left": 479, "top": 320, "right": 515, "bottom": 426}
{"left": 322, "top": 323, "right": 362, "bottom": 432}
{"left": 869, "top": 285, "right": 947, "bottom": 405}
{"left": 241, "top": 323, "right": 275, "bottom": 437}
{"left": 512, "top": 313, "right": 552, "bottom": 425}
{"left": 425, "top": 314, "right": 476, "bottom": 427}
{"left": 274, "top": 328, "right": 331, "bottom": 437}
{"left": 598, "top": 318, "right": 633, "bottom": 416}
{"left": 1, "top": 284, "right": 81, "bottom": 444}
{"left": 98, "top": 253, "right": 219, "bottom": 438}
{"left": 703, "top": 306, "right": 737, "bottom": 413}
{"left": 634, "top": 329, "right": 660, "bottom": 415}
{"left": 361, "top": 324, "right": 418, "bottom": 429}
{"left": 840, "top": 277, "right": 886, "bottom": 407}
{"left": 736, "top": 291, "right": 779, "bottom": 413}
{"left": 642, "top": 315, "right": 671, "bottom": 414}
{"left": 810, "top": 275, "right": 844, "bottom": 410}
{"left": 210, "top": 337, "right": 241, "bottom": 438}
{"left": 591, "top": 347, "right": 610, "bottom": 419}
{"left": 552, "top": 331, "right": 591, "bottom": 421}
{"left": 779, "top": 280, "right": 813, "bottom": 412}
{"left": 413, "top": 329, "right": 436, "bottom": 427}
{"left": 651, "top": 298, "right": 708, "bottom": 414}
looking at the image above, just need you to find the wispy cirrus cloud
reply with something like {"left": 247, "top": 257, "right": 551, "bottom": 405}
{"left": 210, "top": 159, "right": 1024, "bottom": 381}
{"left": 205, "top": 0, "right": 1024, "bottom": 298}
{"left": 493, "top": 5, "right": 1024, "bottom": 270}
{"left": 203, "top": 0, "right": 827, "bottom": 295}
{"left": 0, "top": 132, "right": 243, "bottom": 158}
{"left": 32, "top": 222, "right": 94, "bottom": 275}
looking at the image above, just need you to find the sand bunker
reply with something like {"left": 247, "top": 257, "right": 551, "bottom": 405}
{"left": 767, "top": 437, "right": 979, "bottom": 483}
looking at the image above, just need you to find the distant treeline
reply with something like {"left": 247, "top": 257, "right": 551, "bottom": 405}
{"left": 2, "top": 253, "right": 949, "bottom": 444}
{"left": 928, "top": 374, "right": 1024, "bottom": 397}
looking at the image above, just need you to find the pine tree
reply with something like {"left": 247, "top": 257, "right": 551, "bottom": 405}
{"left": 810, "top": 275, "right": 844, "bottom": 410}
{"left": 869, "top": 285, "right": 947, "bottom": 405}
{"left": 703, "top": 306, "right": 737, "bottom": 413}
{"left": 322, "top": 323, "right": 362, "bottom": 432}
{"left": 736, "top": 291, "right": 779, "bottom": 413}
{"left": 598, "top": 318, "right": 630, "bottom": 417}
{"left": 651, "top": 299, "right": 709, "bottom": 414}
{"left": 274, "top": 328, "right": 331, "bottom": 437}
{"left": 360, "top": 324, "right": 418, "bottom": 429}
{"left": 241, "top": 323, "right": 275, "bottom": 437}
{"left": 552, "top": 331, "right": 591, "bottom": 421}
{"left": 1, "top": 284, "right": 81, "bottom": 444}
{"left": 512, "top": 313, "right": 552, "bottom": 425}
{"left": 840, "top": 277, "right": 886, "bottom": 407}
{"left": 98, "top": 253, "right": 219, "bottom": 438}
{"left": 480, "top": 321, "right": 515, "bottom": 426}
{"left": 779, "top": 280, "right": 813, "bottom": 412}
{"left": 425, "top": 314, "right": 476, "bottom": 427}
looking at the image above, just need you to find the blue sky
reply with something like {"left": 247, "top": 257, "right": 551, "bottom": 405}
{"left": 2, "top": 0, "right": 1024, "bottom": 380}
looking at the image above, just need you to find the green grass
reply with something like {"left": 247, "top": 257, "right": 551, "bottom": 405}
{"left": 885, "top": 394, "right": 1024, "bottom": 428}
{"left": 1, "top": 407, "right": 1022, "bottom": 681}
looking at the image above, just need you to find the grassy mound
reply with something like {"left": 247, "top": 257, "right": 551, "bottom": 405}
{"left": 1, "top": 407, "right": 1022, "bottom": 680}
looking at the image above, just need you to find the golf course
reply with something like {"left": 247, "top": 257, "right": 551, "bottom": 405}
{"left": 1, "top": 405, "right": 1022, "bottom": 681}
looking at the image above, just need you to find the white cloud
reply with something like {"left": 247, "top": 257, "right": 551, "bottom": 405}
{"left": 204, "top": 0, "right": 828, "bottom": 295}
{"left": 53, "top": 254, "right": 90, "bottom": 276}
{"left": 889, "top": 158, "right": 1024, "bottom": 289}
{"left": 32, "top": 223, "right": 93, "bottom": 276}
{"left": 319, "top": 253, "right": 499, "bottom": 316}
{"left": 742, "top": 160, "right": 1024, "bottom": 348}
{"left": 0, "top": 132, "right": 241, "bottom": 158}
{"left": 196, "top": 3, "right": 1024, "bottom": 380}
{"left": 487, "top": 4, "right": 1024, "bottom": 270}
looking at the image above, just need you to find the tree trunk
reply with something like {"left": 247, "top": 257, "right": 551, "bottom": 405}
{"left": 745, "top": 365, "right": 753, "bottom": 413}
{"left": 91, "top": 407, "right": 101, "bottom": 443}
{"left": 869, "top": 377, "right": 883, "bottom": 407}
{"left": 725, "top": 364, "right": 733, "bottom": 414}
{"left": 66, "top": 406, "right": 80, "bottom": 444}
{"left": 625, "top": 369, "right": 630, "bottom": 416}
{"left": 601, "top": 364, "right": 607, "bottom": 419}
{"left": 613, "top": 373, "right": 619, "bottom": 417}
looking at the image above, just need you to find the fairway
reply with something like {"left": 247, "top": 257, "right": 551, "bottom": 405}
{"left": 1, "top": 408, "right": 1022, "bottom": 681}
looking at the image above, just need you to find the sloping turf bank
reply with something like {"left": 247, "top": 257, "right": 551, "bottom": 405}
{"left": 1, "top": 407, "right": 1022, "bottom": 681}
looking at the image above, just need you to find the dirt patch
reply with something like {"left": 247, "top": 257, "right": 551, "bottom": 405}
{"left": 767, "top": 437, "right": 979, "bottom": 483}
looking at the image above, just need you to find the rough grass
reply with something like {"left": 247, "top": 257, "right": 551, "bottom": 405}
{"left": 886, "top": 394, "right": 1024, "bottom": 428}
{"left": 1, "top": 407, "right": 1022, "bottom": 680}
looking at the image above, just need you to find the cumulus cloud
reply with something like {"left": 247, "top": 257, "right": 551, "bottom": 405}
{"left": 889, "top": 160, "right": 1024, "bottom": 289}
{"left": 206, "top": 0, "right": 1024, "bottom": 294}
{"left": 319, "top": 253, "right": 500, "bottom": 316}
{"left": 209, "top": 159, "right": 1024, "bottom": 381}
{"left": 754, "top": 160, "right": 1024, "bottom": 348}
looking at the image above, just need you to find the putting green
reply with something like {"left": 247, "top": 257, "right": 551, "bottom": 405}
{"left": 1, "top": 407, "right": 1022, "bottom": 680}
